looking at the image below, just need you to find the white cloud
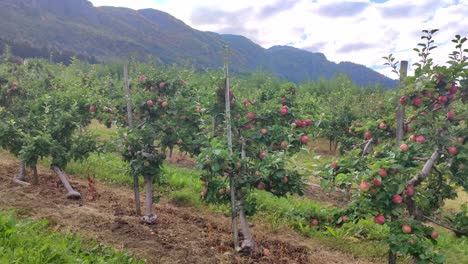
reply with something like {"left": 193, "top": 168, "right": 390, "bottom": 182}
{"left": 88, "top": 0, "right": 468, "bottom": 78}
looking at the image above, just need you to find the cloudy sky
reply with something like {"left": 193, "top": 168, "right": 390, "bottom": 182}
{"left": 88, "top": 0, "right": 467, "bottom": 77}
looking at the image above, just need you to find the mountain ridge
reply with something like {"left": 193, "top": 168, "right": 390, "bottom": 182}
{"left": 0, "top": 0, "right": 396, "bottom": 87}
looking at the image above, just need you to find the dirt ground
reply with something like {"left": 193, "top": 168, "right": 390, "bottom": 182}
{"left": 0, "top": 153, "right": 377, "bottom": 264}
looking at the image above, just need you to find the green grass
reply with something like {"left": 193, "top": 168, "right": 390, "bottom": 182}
{"left": 87, "top": 120, "right": 119, "bottom": 142}
{"left": 0, "top": 211, "right": 143, "bottom": 264}
{"left": 437, "top": 227, "right": 468, "bottom": 264}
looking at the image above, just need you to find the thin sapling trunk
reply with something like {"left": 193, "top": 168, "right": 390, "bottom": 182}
{"left": 31, "top": 165, "right": 38, "bottom": 185}
{"left": 124, "top": 64, "right": 142, "bottom": 215}
{"left": 141, "top": 174, "right": 157, "bottom": 224}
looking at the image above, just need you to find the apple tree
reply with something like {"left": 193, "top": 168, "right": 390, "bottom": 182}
{"left": 198, "top": 74, "right": 314, "bottom": 251}
{"left": 120, "top": 69, "right": 203, "bottom": 223}
{"left": 0, "top": 59, "right": 105, "bottom": 198}
{"left": 320, "top": 31, "right": 467, "bottom": 263}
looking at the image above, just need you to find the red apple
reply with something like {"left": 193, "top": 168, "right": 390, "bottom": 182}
{"left": 295, "top": 120, "right": 305, "bottom": 128}
{"left": 364, "top": 131, "right": 372, "bottom": 139}
{"left": 434, "top": 103, "right": 442, "bottom": 110}
{"left": 331, "top": 161, "right": 338, "bottom": 169}
{"left": 413, "top": 97, "right": 422, "bottom": 106}
{"left": 258, "top": 152, "right": 266, "bottom": 159}
{"left": 374, "top": 215, "right": 385, "bottom": 225}
{"left": 282, "top": 176, "right": 289, "bottom": 184}
{"left": 341, "top": 216, "right": 348, "bottom": 222}
{"left": 139, "top": 75, "right": 146, "bottom": 82}
{"left": 457, "top": 137, "right": 464, "bottom": 143}
{"left": 236, "top": 162, "right": 242, "bottom": 169}
{"left": 447, "top": 111, "right": 455, "bottom": 121}
{"left": 409, "top": 135, "right": 417, "bottom": 142}
{"left": 405, "top": 186, "right": 414, "bottom": 196}
{"left": 355, "top": 122, "right": 362, "bottom": 127}
{"left": 261, "top": 128, "right": 268, "bottom": 135}
{"left": 448, "top": 146, "right": 458, "bottom": 155}
{"left": 379, "top": 122, "right": 387, "bottom": 130}
{"left": 399, "top": 96, "right": 407, "bottom": 105}
{"left": 392, "top": 194, "right": 403, "bottom": 204}
{"left": 372, "top": 178, "right": 382, "bottom": 186}
{"left": 179, "top": 80, "right": 186, "bottom": 86}
{"left": 280, "top": 141, "right": 288, "bottom": 149}
{"left": 431, "top": 231, "right": 439, "bottom": 240}
{"left": 402, "top": 224, "right": 412, "bottom": 234}
{"left": 450, "top": 86, "right": 458, "bottom": 94}
{"left": 89, "top": 105, "right": 96, "bottom": 112}
{"left": 257, "top": 182, "right": 265, "bottom": 190}
{"left": 201, "top": 189, "right": 207, "bottom": 196}
{"left": 301, "top": 135, "right": 309, "bottom": 144}
{"left": 310, "top": 218, "right": 319, "bottom": 226}
{"left": 305, "top": 119, "right": 313, "bottom": 126}
{"left": 247, "top": 112, "right": 255, "bottom": 119}
{"left": 280, "top": 108, "right": 288, "bottom": 116}
{"left": 243, "top": 99, "right": 249, "bottom": 107}
{"left": 416, "top": 135, "right": 425, "bottom": 143}
{"left": 360, "top": 181, "right": 370, "bottom": 192}
{"left": 159, "top": 82, "right": 165, "bottom": 89}
{"left": 378, "top": 168, "right": 388, "bottom": 177}
{"left": 245, "top": 123, "right": 252, "bottom": 130}
{"left": 439, "top": 95, "right": 448, "bottom": 103}
{"left": 12, "top": 82, "right": 17, "bottom": 89}
{"left": 400, "top": 143, "right": 409, "bottom": 152}
{"left": 146, "top": 99, "right": 154, "bottom": 106}
{"left": 161, "top": 101, "right": 168, "bottom": 108}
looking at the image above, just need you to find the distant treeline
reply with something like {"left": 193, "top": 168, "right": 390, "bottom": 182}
{"left": 0, "top": 38, "right": 99, "bottom": 65}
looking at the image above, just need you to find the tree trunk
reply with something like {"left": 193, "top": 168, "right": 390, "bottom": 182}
{"left": 124, "top": 64, "right": 133, "bottom": 128}
{"left": 13, "top": 161, "right": 30, "bottom": 186}
{"left": 141, "top": 174, "right": 157, "bottom": 224}
{"left": 388, "top": 250, "right": 397, "bottom": 264}
{"left": 133, "top": 174, "right": 141, "bottom": 215}
{"left": 389, "top": 60, "right": 408, "bottom": 264}
{"left": 124, "top": 64, "right": 141, "bottom": 215}
{"left": 396, "top": 61, "right": 408, "bottom": 145}
{"left": 31, "top": 165, "right": 38, "bottom": 185}
{"left": 223, "top": 47, "right": 239, "bottom": 250}
{"left": 237, "top": 192, "right": 256, "bottom": 252}
{"left": 169, "top": 146, "right": 173, "bottom": 159}
{"left": 17, "top": 161, "right": 26, "bottom": 181}
{"left": 52, "top": 166, "right": 81, "bottom": 199}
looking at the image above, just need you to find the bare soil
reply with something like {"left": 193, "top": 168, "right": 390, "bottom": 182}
{"left": 0, "top": 152, "right": 377, "bottom": 264}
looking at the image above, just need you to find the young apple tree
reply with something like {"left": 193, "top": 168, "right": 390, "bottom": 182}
{"left": 320, "top": 30, "right": 467, "bottom": 263}
{"left": 198, "top": 73, "right": 314, "bottom": 251}
{"left": 120, "top": 69, "right": 203, "bottom": 224}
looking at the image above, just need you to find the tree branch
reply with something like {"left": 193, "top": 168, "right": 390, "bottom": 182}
{"left": 412, "top": 157, "right": 430, "bottom": 161}
{"left": 422, "top": 215, "right": 466, "bottom": 235}
{"left": 361, "top": 138, "right": 374, "bottom": 157}
{"left": 407, "top": 148, "right": 440, "bottom": 187}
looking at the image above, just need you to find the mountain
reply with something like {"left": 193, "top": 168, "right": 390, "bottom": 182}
{"left": 0, "top": 0, "right": 396, "bottom": 87}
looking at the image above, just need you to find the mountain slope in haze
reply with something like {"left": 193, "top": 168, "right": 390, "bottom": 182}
{"left": 0, "top": 0, "right": 396, "bottom": 87}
